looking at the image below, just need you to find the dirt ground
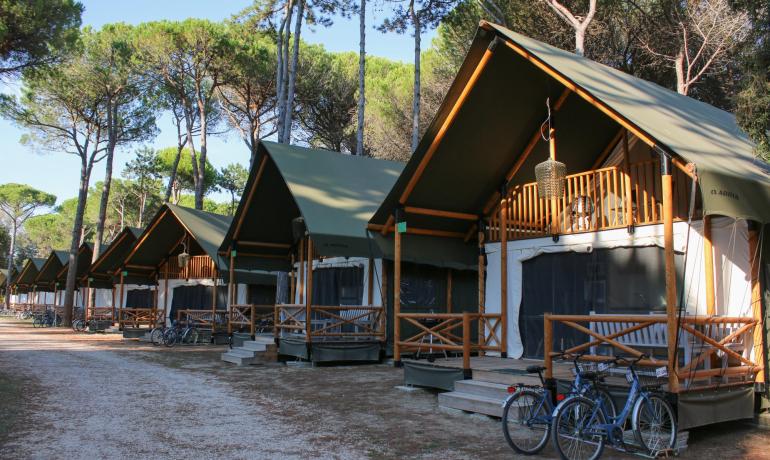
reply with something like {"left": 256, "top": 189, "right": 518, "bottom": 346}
{"left": 1, "top": 318, "right": 770, "bottom": 459}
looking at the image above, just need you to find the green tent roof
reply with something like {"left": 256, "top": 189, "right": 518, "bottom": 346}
{"left": 221, "top": 141, "right": 404, "bottom": 271}
{"left": 372, "top": 22, "right": 770, "bottom": 227}
{"left": 124, "top": 204, "right": 232, "bottom": 278}
{"left": 12, "top": 258, "right": 46, "bottom": 292}
{"left": 56, "top": 242, "right": 93, "bottom": 286}
{"left": 33, "top": 250, "right": 68, "bottom": 289}
{"left": 87, "top": 226, "right": 142, "bottom": 288}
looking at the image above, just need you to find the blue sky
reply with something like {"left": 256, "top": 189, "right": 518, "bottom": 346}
{"left": 0, "top": 0, "right": 435, "bottom": 204}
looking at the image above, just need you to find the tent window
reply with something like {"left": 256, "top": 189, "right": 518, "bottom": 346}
{"left": 247, "top": 284, "right": 276, "bottom": 305}
{"left": 312, "top": 266, "right": 364, "bottom": 306}
{"left": 520, "top": 247, "right": 684, "bottom": 358}
{"left": 170, "top": 285, "right": 228, "bottom": 322}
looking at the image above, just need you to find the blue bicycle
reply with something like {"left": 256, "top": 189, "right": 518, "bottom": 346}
{"left": 551, "top": 355, "right": 677, "bottom": 460}
{"left": 501, "top": 353, "right": 617, "bottom": 455}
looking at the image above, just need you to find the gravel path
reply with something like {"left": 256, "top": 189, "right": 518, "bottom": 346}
{"left": 3, "top": 318, "right": 770, "bottom": 460}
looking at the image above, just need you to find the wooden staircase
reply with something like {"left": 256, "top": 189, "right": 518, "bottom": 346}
{"left": 438, "top": 371, "right": 543, "bottom": 418}
{"left": 221, "top": 336, "right": 277, "bottom": 366}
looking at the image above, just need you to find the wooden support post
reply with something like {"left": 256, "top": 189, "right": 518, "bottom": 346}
{"left": 462, "top": 312, "right": 472, "bottom": 379}
{"left": 111, "top": 286, "right": 115, "bottom": 322}
{"left": 368, "top": 257, "right": 374, "bottom": 306}
{"left": 478, "top": 225, "right": 486, "bottom": 349}
{"left": 446, "top": 268, "right": 453, "bottom": 313}
{"left": 305, "top": 238, "right": 314, "bottom": 344}
{"left": 163, "top": 262, "right": 169, "bottom": 326}
{"left": 749, "top": 223, "right": 765, "bottom": 383}
{"left": 380, "top": 259, "right": 387, "bottom": 341}
{"left": 152, "top": 276, "right": 158, "bottom": 328}
{"left": 703, "top": 216, "right": 716, "bottom": 315}
{"left": 394, "top": 216, "right": 403, "bottom": 366}
{"left": 661, "top": 157, "right": 679, "bottom": 392}
{"left": 622, "top": 130, "right": 634, "bottom": 231}
{"left": 212, "top": 272, "right": 218, "bottom": 334}
{"left": 289, "top": 253, "right": 296, "bottom": 304}
{"left": 228, "top": 249, "right": 235, "bottom": 335}
{"left": 298, "top": 238, "right": 305, "bottom": 305}
{"left": 85, "top": 278, "right": 91, "bottom": 321}
{"left": 250, "top": 304, "right": 257, "bottom": 337}
{"left": 544, "top": 313, "right": 553, "bottom": 379}
{"left": 500, "top": 194, "right": 509, "bottom": 358}
{"left": 118, "top": 271, "right": 125, "bottom": 330}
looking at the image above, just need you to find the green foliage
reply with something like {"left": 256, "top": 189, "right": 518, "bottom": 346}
{"left": 156, "top": 147, "right": 218, "bottom": 197}
{"left": 0, "top": 184, "right": 57, "bottom": 220}
{"left": 0, "top": 0, "right": 83, "bottom": 76}
{"left": 176, "top": 195, "right": 230, "bottom": 215}
{"left": 216, "top": 163, "right": 248, "bottom": 215}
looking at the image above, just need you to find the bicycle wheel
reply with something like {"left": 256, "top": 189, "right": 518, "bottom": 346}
{"left": 32, "top": 317, "right": 42, "bottom": 328}
{"left": 632, "top": 394, "right": 676, "bottom": 455}
{"left": 163, "top": 329, "right": 178, "bottom": 347}
{"left": 150, "top": 328, "right": 164, "bottom": 346}
{"left": 185, "top": 328, "right": 199, "bottom": 345}
{"left": 502, "top": 389, "right": 551, "bottom": 455}
{"left": 552, "top": 396, "right": 605, "bottom": 460}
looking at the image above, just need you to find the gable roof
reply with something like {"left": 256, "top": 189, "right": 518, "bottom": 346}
{"left": 372, "top": 22, "right": 770, "bottom": 227}
{"left": 221, "top": 141, "right": 403, "bottom": 270}
{"left": 56, "top": 242, "right": 93, "bottom": 285}
{"left": 87, "top": 227, "right": 142, "bottom": 287}
{"left": 33, "top": 250, "right": 69, "bottom": 289}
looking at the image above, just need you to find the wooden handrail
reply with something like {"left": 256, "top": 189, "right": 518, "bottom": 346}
{"left": 275, "top": 304, "right": 386, "bottom": 340}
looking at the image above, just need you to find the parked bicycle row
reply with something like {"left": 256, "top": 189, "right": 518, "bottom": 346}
{"left": 502, "top": 352, "right": 676, "bottom": 460}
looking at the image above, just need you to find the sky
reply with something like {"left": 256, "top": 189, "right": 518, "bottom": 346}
{"left": 0, "top": 0, "right": 435, "bottom": 205}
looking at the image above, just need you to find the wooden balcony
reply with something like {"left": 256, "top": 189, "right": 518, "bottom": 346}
{"left": 275, "top": 304, "right": 386, "bottom": 342}
{"left": 486, "top": 159, "right": 695, "bottom": 242}
{"left": 228, "top": 304, "right": 274, "bottom": 336}
{"left": 164, "top": 255, "right": 217, "bottom": 280}
{"left": 543, "top": 313, "right": 761, "bottom": 393}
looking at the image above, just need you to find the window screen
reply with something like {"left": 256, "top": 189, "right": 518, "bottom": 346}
{"left": 126, "top": 288, "right": 153, "bottom": 308}
{"left": 311, "top": 266, "right": 364, "bottom": 306}
{"left": 520, "top": 247, "right": 684, "bottom": 358}
{"left": 247, "top": 284, "right": 277, "bottom": 305}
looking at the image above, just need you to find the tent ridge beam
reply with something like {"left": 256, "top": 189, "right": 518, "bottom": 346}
{"left": 236, "top": 240, "right": 292, "bottom": 249}
{"left": 404, "top": 206, "right": 479, "bottom": 221}
{"left": 367, "top": 223, "right": 465, "bottom": 239}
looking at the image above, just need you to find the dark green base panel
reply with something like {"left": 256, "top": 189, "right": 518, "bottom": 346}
{"left": 211, "top": 331, "right": 229, "bottom": 345}
{"left": 122, "top": 327, "right": 147, "bottom": 339}
{"left": 279, "top": 338, "right": 381, "bottom": 363}
{"left": 677, "top": 385, "right": 754, "bottom": 430}
{"left": 88, "top": 320, "right": 111, "bottom": 332}
{"left": 404, "top": 361, "right": 466, "bottom": 391}
{"left": 279, "top": 337, "right": 310, "bottom": 360}
{"left": 311, "top": 342, "right": 381, "bottom": 362}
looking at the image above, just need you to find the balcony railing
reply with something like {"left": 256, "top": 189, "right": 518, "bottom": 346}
{"left": 164, "top": 255, "right": 217, "bottom": 280}
{"left": 228, "top": 304, "right": 274, "bottom": 336}
{"left": 275, "top": 304, "right": 385, "bottom": 341}
{"left": 486, "top": 159, "right": 694, "bottom": 242}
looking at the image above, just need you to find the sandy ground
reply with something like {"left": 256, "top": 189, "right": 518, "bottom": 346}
{"left": 1, "top": 318, "right": 770, "bottom": 459}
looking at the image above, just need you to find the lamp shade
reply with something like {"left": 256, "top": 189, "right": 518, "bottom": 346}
{"left": 535, "top": 158, "right": 566, "bottom": 199}
{"left": 177, "top": 252, "right": 190, "bottom": 269}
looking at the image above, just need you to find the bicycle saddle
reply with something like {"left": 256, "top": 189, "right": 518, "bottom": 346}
{"left": 526, "top": 365, "right": 546, "bottom": 374}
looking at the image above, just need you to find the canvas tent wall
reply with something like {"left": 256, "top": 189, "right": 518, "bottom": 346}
{"left": 33, "top": 250, "right": 69, "bottom": 305}
{"left": 11, "top": 258, "right": 46, "bottom": 305}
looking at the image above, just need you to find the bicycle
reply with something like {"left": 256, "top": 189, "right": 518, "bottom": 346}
{"left": 149, "top": 323, "right": 169, "bottom": 346}
{"left": 551, "top": 354, "right": 677, "bottom": 460}
{"left": 162, "top": 319, "right": 199, "bottom": 347}
{"left": 501, "top": 353, "right": 617, "bottom": 455}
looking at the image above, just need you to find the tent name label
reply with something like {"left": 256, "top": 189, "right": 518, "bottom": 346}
{"left": 710, "top": 189, "right": 739, "bottom": 201}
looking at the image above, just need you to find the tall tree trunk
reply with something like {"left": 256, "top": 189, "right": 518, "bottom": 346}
{"left": 575, "top": 27, "right": 586, "bottom": 56}
{"left": 282, "top": 0, "right": 304, "bottom": 144}
{"left": 63, "top": 160, "right": 92, "bottom": 326}
{"left": 277, "top": 1, "right": 294, "bottom": 143}
{"left": 410, "top": 2, "right": 421, "bottom": 152}
{"left": 164, "top": 144, "right": 183, "bottom": 203}
{"left": 675, "top": 48, "right": 687, "bottom": 95}
{"left": 196, "top": 115, "right": 207, "bottom": 210}
{"left": 4, "top": 222, "right": 16, "bottom": 309}
{"left": 93, "top": 103, "right": 116, "bottom": 264}
{"left": 356, "top": 0, "right": 366, "bottom": 156}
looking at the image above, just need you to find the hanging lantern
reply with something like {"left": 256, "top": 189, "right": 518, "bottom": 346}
{"left": 535, "top": 158, "right": 566, "bottom": 199}
{"left": 177, "top": 242, "right": 190, "bottom": 269}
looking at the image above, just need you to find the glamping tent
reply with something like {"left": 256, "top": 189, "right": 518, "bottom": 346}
{"left": 220, "top": 141, "right": 405, "bottom": 362}
{"left": 116, "top": 204, "right": 275, "bottom": 336}
{"left": 33, "top": 250, "right": 69, "bottom": 310}
{"left": 84, "top": 227, "right": 143, "bottom": 321}
{"left": 370, "top": 22, "right": 770, "bottom": 428}
{"left": 10, "top": 258, "right": 45, "bottom": 309}
{"left": 51, "top": 242, "right": 93, "bottom": 317}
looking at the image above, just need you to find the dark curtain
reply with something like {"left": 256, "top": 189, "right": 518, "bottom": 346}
{"left": 311, "top": 266, "right": 364, "bottom": 306}
{"left": 247, "top": 284, "right": 277, "bottom": 305}
{"left": 169, "top": 285, "right": 228, "bottom": 323}
{"left": 520, "top": 247, "right": 684, "bottom": 358}
{"left": 399, "top": 262, "right": 446, "bottom": 310}
{"left": 126, "top": 289, "right": 153, "bottom": 308}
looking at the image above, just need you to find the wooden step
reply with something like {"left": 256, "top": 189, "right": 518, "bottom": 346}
{"left": 221, "top": 351, "right": 259, "bottom": 366}
{"left": 438, "top": 392, "right": 503, "bottom": 418}
{"left": 454, "top": 379, "right": 511, "bottom": 400}
{"left": 472, "top": 369, "right": 541, "bottom": 386}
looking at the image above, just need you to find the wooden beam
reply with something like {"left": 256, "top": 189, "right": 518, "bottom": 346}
{"left": 661, "top": 165, "right": 679, "bottom": 392}
{"left": 622, "top": 130, "right": 634, "bottom": 228}
{"left": 237, "top": 240, "right": 292, "bottom": 249}
{"left": 381, "top": 215, "right": 394, "bottom": 235}
{"left": 124, "top": 209, "right": 169, "bottom": 264}
{"left": 404, "top": 206, "right": 478, "bottom": 221}
{"left": 482, "top": 88, "right": 572, "bottom": 215}
{"left": 367, "top": 223, "right": 465, "bottom": 239}
{"left": 500, "top": 196, "right": 508, "bottom": 357}
{"left": 463, "top": 223, "right": 478, "bottom": 243}
{"left": 502, "top": 40, "right": 658, "bottom": 149}
{"left": 446, "top": 268, "right": 453, "bottom": 313}
{"left": 477, "top": 228, "right": 486, "bottom": 348}
{"left": 118, "top": 271, "right": 125, "bottom": 330}
{"left": 399, "top": 48, "right": 495, "bottom": 205}
{"left": 163, "top": 261, "right": 169, "bottom": 326}
{"left": 212, "top": 271, "right": 218, "bottom": 334}
{"left": 305, "top": 238, "right": 314, "bottom": 344}
{"left": 124, "top": 264, "right": 155, "bottom": 270}
{"left": 394, "top": 225, "right": 402, "bottom": 365}
{"left": 703, "top": 216, "right": 716, "bottom": 315}
{"left": 749, "top": 224, "right": 765, "bottom": 383}
{"left": 228, "top": 250, "right": 235, "bottom": 335}
{"left": 367, "top": 257, "right": 374, "bottom": 306}
{"left": 233, "top": 154, "right": 268, "bottom": 241}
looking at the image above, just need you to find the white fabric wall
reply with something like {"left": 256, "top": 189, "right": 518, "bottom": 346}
{"left": 292, "top": 257, "right": 383, "bottom": 306}
{"left": 236, "top": 284, "right": 248, "bottom": 304}
{"left": 484, "top": 219, "right": 752, "bottom": 358}
{"left": 93, "top": 288, "right": 113, "bottom": 307}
